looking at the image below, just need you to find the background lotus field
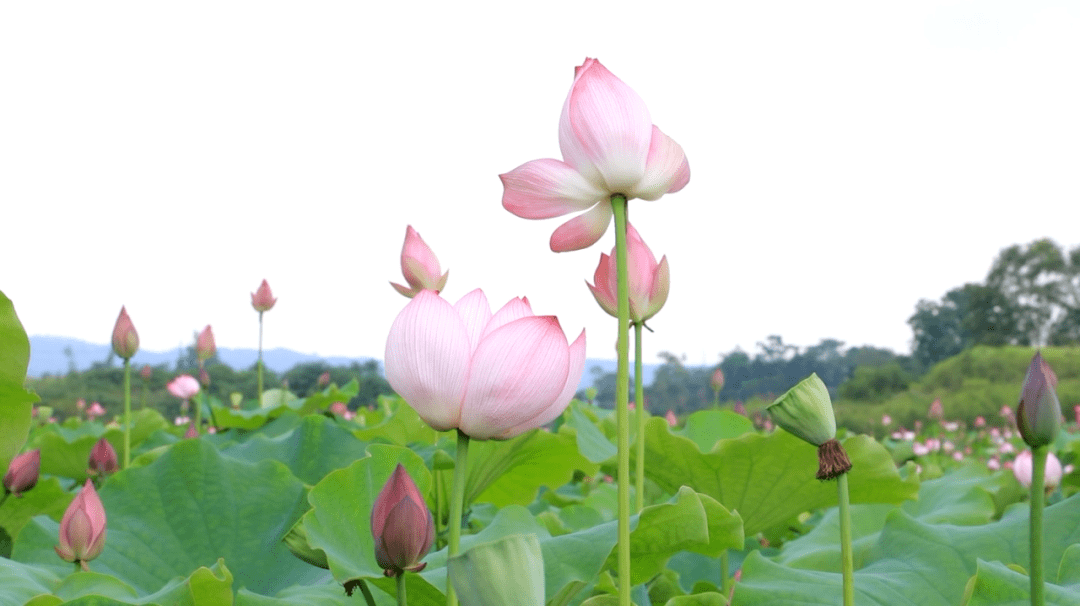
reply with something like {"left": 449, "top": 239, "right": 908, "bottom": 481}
{"left": 3, "top": 290, "right": 1080, "bottom": 606}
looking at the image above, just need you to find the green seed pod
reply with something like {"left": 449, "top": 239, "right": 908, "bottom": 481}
{"left": 449, "top": 534, "right": 545, "bottom": 606}
{"left": 768, "top": 373, "right": 837, "bottom": 447}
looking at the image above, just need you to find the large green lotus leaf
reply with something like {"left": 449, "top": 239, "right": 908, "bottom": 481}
{"left": 961, "top": 559, "right": 1080, "bottom": 606}
{"left": 0, "top": 556, "right": 60, "bottom": 606}
{"left": 1059, "top": 543, "right": 1080, "bottom": 586}
{"left": 296, "top": 380, "right": 360, "bottom": 417}
{"left": 237, "top": 582, "right": 384, "bottom": 606}
{"left": 353, "top": 396, "right": 437, "bottom": 447}
{"left": 638, "top": 418, "right": 918, "bottom": 535}
{"left": 220, "top": 414, "right": 369, "bottom": 486}
{"left": 664, "top": 593, "right": 727, "bottom": 606}
{"left": 0, "top": 290, "right": 38, "bottom": 473}
{"left": 300, "top": 444, "right": 432, "bottom": 587}
{"left": 562, "top": 402, "right": 617, "bottom": 464}
{"left": 32, "top": 409, "right": 168, "bottom": 481}
{"left": 212, "top": 406, "right": 276, "bottom": 430}
{"left": 12, "top": 439, "right": 320, "bottom": 596}
{"left": 465, "top": 429, "right": 599, "bottom": 507}
{"left": 0, "top": 477, "right": 72, "bottom": 549}
{"left": 899, "top": 463, "right": 997, "bottom": 525}
{"left": 677, "top": 410, "right": 754, "bottom": 451}
{"left": 773, "top": 503, "right": 894, "bottom": 572}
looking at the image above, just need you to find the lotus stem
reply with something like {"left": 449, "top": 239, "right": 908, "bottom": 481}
{"left": 612, "top": 194, "right": 631, "bottom": 606}
{"left": 447, "top": 429, "right": 470, "bottom": 606}
{"left": 1030, "top": 444, "right": 1047, "bottom": 606}
{"left": 123, "top": 358, "right": 132, "bottom": 468}
{"left": 720, "top": 549, "right": 730, "bottom": 598}
{"left": 634, "top": 321, "right": 645, "bottom": 513}
{"left": 357, "top": 580, "right": 377, "bottom": 606}
{"left": 838, "top": 472, "right": 854, "bottom": 606}
{"left": 397, "top": 569, "right": 408, "bottom": 606}
{"left": 257, "top": 311, "right": 265, "bottom": 408}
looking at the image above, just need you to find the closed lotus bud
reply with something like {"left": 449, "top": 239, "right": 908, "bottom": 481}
{"left": 665, "top": 410, "right": 678, "bottom": 427}
{"left": 928, "top": 398, "right": 944, "bottom": 421}
{"left": 196, "top": 325, "right": 216, "bottom": 361}
{"left": 55, "top": 480, "right": 107, "bottom": 570}
{"left": 140, "top": 365, "right": 152, "bottom": 381}
{"left": 711, "top": 368, "right": 725, "bottom": 392}
{"left": 390, "top": 226, "right": 449, "bottom": 298}
{"left": 86, "top": 402, "right": 106, "bottom": 421}
{"left": 449, "top": 534, "right": 545, "bottom": 606}
{"left": 4, "top": 449, "right": 41, "bottom": 497}
{"left": 1017, "top": 351, "right": 1061, "bottom": 448}
{"left": 768, "top": 373, "right": 851, "bottom": 480}
{"left": 317, "top": 372, "right": 331, "bottom": 389}
{"left": 251, "top": 279, "right": 277, "bottom": 312}
{"left": 111, "top": 306, "right": 139, "bottom": 360}
{"left": 88, "top": 438, "right": 119, "bottom": 476}
{"left": 370, "top": 464, "right": 434, "bottom": 577}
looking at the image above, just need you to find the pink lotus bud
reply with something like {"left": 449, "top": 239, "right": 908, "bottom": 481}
{"left": 390, "top": 226, "right": 449, "bottom": 298}
{"left": 975, "top": 416, "right": 986, "bottom": 427}
{"left": 140, "top": 365, "right": 152, "bottom": 381}
{"left": 881, "top": 414, "right": 892, "bottom": 426}
{"left": 1013, "top": 449, "right": 1063, "bottom": 490}
{"left": 167, "top": 375, "right": 200, "bottom": 400}
{"left": 329, "top": 402, "right": 349, "bottom": 417}
{"left": 111, "top": 306, "right": 139, "bottom": 360}
{"left": 1075, "top": 404, "right": 1080, "bottom": 426}
{"left": 76, "top": 399, "right": 86, "bottom": 411}
{"left": 199, "top": 367, "right": 211, "bottom": 388}
{"left": 928, "top": 398, "right": 943, "bottom": 421}
{"left": 184, "top": 423, "right": 199, "bottom": 439}
{"left": 665, "top": 410, "right": 678, "bottom": 427}
{"left": 987, "top": 457, "right": 1001, "bottom": 471}
{"left": 711, "top": 368, "right": 725, "bottom": 392}
{"left": 586, "top": 223, "right": 669, "bottom": 324}
{"left": 86, "top": 402, "right": 106, "bottom": 421}
{"left": 317, "top": 372, "right": 331, "bottom": 389}
{"left": 196, "top": 325, "right": 216, "bottom": 361}
{"left": 55, "top": 480, "right": 107, "bottom": 570}
{"left": 88, "top": 438, "right": 119, "bottom": 476}
{"left": 371, "top": 464, "right": 434, "bottom": 576}
{"left": 733, "top": 401, "right": 747, "bottom": 417}
{"left": 1017, "top": 351, "right": 1061, "bottom": 448}
{"left": 1000, "top": 405, "right": 1013, "bottom": 419}
{"left": 4, "top": 449, "right": 41, "bottom": 497}
{"left": 251, "top": 279, "right": 277, "bottom": 312}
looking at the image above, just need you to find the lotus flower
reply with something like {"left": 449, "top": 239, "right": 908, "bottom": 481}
{"left": 55, "top": 480, "right": 107, "bottom": 570}
{"left": 111, "top": 306, "right": 139, "bottom": 360}
{"left": 251, "top": 279, "right": 277, "bottom": 312}
{"left": 371, "top": 464, "right": 434, "bottom": 576}
{"left": 196, "top": 325, "right": 216, "bottom": 361}
{"left": 586, "top": 223, "right": 669, "bottom": 323}
{"left": 140, "top": 365, "right": 152, "bottom": 381}
{"left": 711, "top": 368, "right": 725, "bottom": 392}
{"left": 385, "top": 289, "right": 586, "bottom": 440}
{"left": 87, "top": 438, "right": 119, "bottom": 476}
{"left": 928, "top": 398, "right": 943, "bottom": 421}
{"left": 3, "top": 449, "right": 40, "bottom": 497}
{"left": 1017, "top": 351, "right": 1061, "bottom": 448}
{"left": 501, "top": 58, "right": 690, "bottom": 252}
{"left": 86, "top": 402, "right": 106, "bottom": 421}
{"left": 167, "top": 375, "right": 200, "bottom": 400}
{"left": 1013, "top": 449, "right": 1063, "bottom": 490}
{"left": 390, "top": 225, "right": 449, "bottom": 298}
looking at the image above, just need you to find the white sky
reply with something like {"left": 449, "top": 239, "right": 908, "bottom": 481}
{"left": 2, "top": 1, "right": 1079, "bottom": 367}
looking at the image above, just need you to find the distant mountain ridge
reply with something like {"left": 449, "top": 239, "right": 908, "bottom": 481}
{"left": 26, "top": 336, "right": 656, "bottom": 391}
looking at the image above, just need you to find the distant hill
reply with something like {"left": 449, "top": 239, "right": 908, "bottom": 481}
{"left": 26, "top": 336, "right": 653, "bottom": 392}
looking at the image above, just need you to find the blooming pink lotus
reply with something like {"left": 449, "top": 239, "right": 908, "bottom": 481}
{"left": 501, "top": 58, "right": 690, "bottom": 252}
{"left": 86, "top": 402, "right": 106, "bottom": 421}
{"left": 167, "top": 375, "right": 200, "bottom": 400}
{"left": 111, "top": 306, "right": 139, "bottom": 360}
{"left": 1013, "top": 449, "right": 1063, "bottom": 490}
{"left": 370, "top": 464, "right": 434, "bottom": 576}
{"left": 587, "top": 223, "right": 669, "bottom": 323}
{"left": 196, "top": 325, "right": 216, "bottom": 361}
{"left": 251, "top": 279, "right": 277, "bottom": 312}
{"left": 3, "top": 449, "right": 40, "bottom": 497}
{"left": 390, "top": 225, "right": 449, "bottom": 298}
{"left": 385, "top": 289, "right": 586, "bottom": 440}
{"left": 55, "top": 480, "right": 107, "bottom": 570}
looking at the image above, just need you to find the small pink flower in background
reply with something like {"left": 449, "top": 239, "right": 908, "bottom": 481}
{"left": 665, "top": 410, "right": 678, "bottom": 426}
{"left": 87, "top": 438, "right": 119, "bottom": 477}
{"left": 711, "top": 369, "right": 725, "bottom": 393}
{"left": 975, "top": 416, "right": 986, "bottom": 428}
{"left": 86, "top": 402, "right": 106, "bottom": 421}
{"left": 925, "top": 438, "right": 941, "bottom": 452}
{"left": 167, "top": 375, "right": 200, "bottom": 400}
{"left": 140, "top": 365, "right": 152, "bottom": 381}
{"left": 928, "top": 398, "right": 944, "bottom": 421}
{"left": 881, "top": 414, "right": 892, "bottom": 426}
{"left": 251, "top": 279, "right": 277, "bottom": 312}
{"left": 1074, "top": 404, "right": 1080, "bottom": 426}
{"left": 1012, "top": 450, "right": 1063, "bottom": 490}
{"left": 110, "top": 306, "right": 139, "bottom": 360}
{"left": 4, "top": 449, "right": 40, "bottom": 497}
{"left": 55, "top": 480, "right": 107, "bottom": 570}
{"left": 184, "top": 424, "right": 199, "bottom": 439}
{"left": 385, "top": 289, "right": 586, "bottom": 440}
{"left": 371, "top": 464, "right": 435, "bottom": 577}
{"left": 1000, "top": 405, "right": 1013, "bottom": 419}
{"left": 196, "top": 325, "right": 216, "bottom": 361}
{"left": 501, "top": 58, "right": 690, "bottom": 252}
{"left": 390, "top": 226, "right": 449, "bottom": 298}
{"left": 943, "top": 421, "right": 960, "bottom": 432}
{"left": 586, "top": 223, "right": 669, "bottom": 323}
{"left": 990, "top": 427, "right": 1001, "bottom": 438}
{"left": 174, "top": 416, "right": 190, "bottom": 426}
{"left": 952, "top": 451, "right": 963, "bottom": 462}
{"left": 987, "top": 457, "right": 1001, "bottom": 471}
{"left": 1065, "top": 464, "right": 1075, "bottom": 475}
{"left": 329, "top": 402, "right": 355, "bottom": 421}
{"left": 317, "top": 372, "right": 331, "bottom": 389}
{"left": 999, "top": 442, "right": 1015, "bottom": 454}
{"left": 76, "top": 399, "right": 86, "bottom": 411}
{"left": 206, "top": 426, "right": 217, "bottom": 434}
{"left": 942, "top": 441, "right": 955, "bottom": 453}
{"left": 912, "top": 442, "right": 930, "bottom": 457}
{"left": 733, "top": 401, "right": 746, "bottom": 417}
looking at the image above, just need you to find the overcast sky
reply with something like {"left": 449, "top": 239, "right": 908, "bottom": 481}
{"left": 2, "top": 1, "right": 1078, "bottom": 368}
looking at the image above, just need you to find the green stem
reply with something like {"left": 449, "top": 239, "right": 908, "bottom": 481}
{"left": 435, "top": 469, "right": 443, "bottom": 546}
{"left": 1030, "top": 445, "right": 1047, "bottom": 606}
{"left": 257, "top": 312, "right": 265, "bottom": 408}
{"left": 447, "top": 430, "right": 470, "bottom": 606}
{"left": 194, "top": 363, "right": 204, "bottom": 435}
{"left": 837, "top": 473, "right": 854, "bottom": 606}
{"left": 357, "top": 580, "right": 377, "bottom": 606}
{"left": 612, "top": 194, "right": 631, "bottom": 606}
{"left": 634, "top": 322, "right": 645, "bottom": 513}
{"left": 720, "top": 549, "right": 730, "bottom": 597}
{"left": 397, "top": 570, "right": 408, "bottom": 606}
{"left": 123, "top": 358, "right": 131, "bottom": 468}
{"left": 0, "top": 492, "right": 10, "bottom": 509}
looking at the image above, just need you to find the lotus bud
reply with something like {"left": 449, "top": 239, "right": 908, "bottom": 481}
{"left": 86, "top": 402, "right": 106, "bottom": 421}
{"left": 76, "top": 399, "right": 86, "bottom": 411}
{"left": 317, "top": 372, "right": 330, "bottom": 389}
{"left": 251, "top": 279, "right": 277, "bottom": 312}
{"left": 184, "top": 423, "right": 199, "bottom": 439}
{"left": 55, "top": 480, "right": 107, "bottom": 570}
{"left": 111, "top": 306, "right": 139, "bottom": 360}
{"left": 928, "top": 398, "right": 944, "bottom": 421}
{"left": 449, "top": 534, "right": 545, "bottom": 606}
{"left": 199, "top": 367, "right": 211, "bottom": 388}
{"left": 711, "top": 368, "right": 725, "bottom": 392}
{"left": 167, "top": 375, "right": 200, "bottom": 400}
{"left": 370, "top": 464, "right": 434, "bottom": 577}
{"left": 1017, "top": 351, "right": 1061, "bottom": 448}
{"left": 733, "top": 400, "right": 747, "bottom": 416}
{"left": 140, "top": 364, "right": 152, "bottom": 381}
{"left": 88, "top": 438, "right": 119, "bottom": 477}
{"left": 196, "top": 325, "right": 216, "bottom": 361}
{"left": 768, "top": 373, "right": 851, "bottom": 480}
{"left": 390, "top": 225, "right": 449, "bottom": 298}
{"left": 665, "top": 410, "right": 678, "bottom": 427}
{"left": 4, "top": 449, "right": 41, "bottom": 497}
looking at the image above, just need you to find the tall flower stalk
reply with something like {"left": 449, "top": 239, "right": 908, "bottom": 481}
{"left": 612, "top": 196, "right": 632, "bottom": 602}
{"left": 634, "top": 321, "right": 645, "bottom": 512}
{"left": 447, "top": 430, "right": 470, "bottom": 606}
{"left": 111, "top": 307, "right": 138, "bottom": 468}
{"left": 251, "top": 280, "right": 277, "bottom": 407}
